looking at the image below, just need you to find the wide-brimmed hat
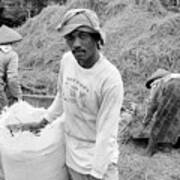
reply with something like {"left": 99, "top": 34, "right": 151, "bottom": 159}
{"left": 145, "top": 68, "right": 170, "bottom": 89}
{"left": 0, "top": 25, "right": 22, "bottom": 45}
{"left": 56, "top": 8, "right": 105, "bottom": 45}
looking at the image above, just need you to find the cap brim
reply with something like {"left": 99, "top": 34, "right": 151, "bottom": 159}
{"left": 56, "top": 24, "right": 99, "bottom": 37}
{"left": 56, "top": 23, "right": 85, "bottom": 36}
{"left": 0, "top": 39, "right": 22, "bottom": 45}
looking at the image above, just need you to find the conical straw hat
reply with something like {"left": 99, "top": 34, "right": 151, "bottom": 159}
{"left": 0, "top": 25, "right": 22, "bottom": 45}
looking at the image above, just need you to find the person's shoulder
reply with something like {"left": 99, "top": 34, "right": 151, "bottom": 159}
{"left": 61, "top": 51, "right": 74, "bottom": 64}
{"left": 100, "top": 54, "right": 123, "bottom": 86}
{"left": 101, "top": 54, "right": 121, "bottom": 77}
{"left": 60, "top": 51, "right": 75, "bottom": 72}
{"left": 62, "top": 51, "right": 74, "bottom": 60}
{"left": 0, "top": 46, "right": 18, "bottom": 60}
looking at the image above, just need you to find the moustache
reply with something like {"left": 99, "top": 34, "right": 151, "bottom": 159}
{"left": 72, "top": 48, "right": 85, "bottom": 54}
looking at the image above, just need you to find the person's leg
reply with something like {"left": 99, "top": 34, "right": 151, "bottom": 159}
{"left": 145, "top": 135, "right": 157, "bottom": 156}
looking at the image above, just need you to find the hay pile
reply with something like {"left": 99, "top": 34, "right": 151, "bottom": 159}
{"left": 15, "top": 0, "right": 131, "bottom": 94}
{"left": 103, "top": 5, "right": 157, "bottom": 102}
{"left": 103, "top": 4, "right": 180, "bottom": 103}
{"left": 111, "top": 12, "right": 180, "bottom": 102}
{"left": 15, "top": 0, "right": 169, "bottom": 97}
{"left": 16, "top": 5, "right": 67, "bottom": 94}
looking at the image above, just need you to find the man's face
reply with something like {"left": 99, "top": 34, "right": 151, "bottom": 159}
{"left": 64, "top": 29, "right": 99, "bottom": 68}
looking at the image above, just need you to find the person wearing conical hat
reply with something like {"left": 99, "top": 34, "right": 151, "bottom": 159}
{"left": 19, "top": 8, "right": 124, "bottom": 180}
{"left": 143, "top": 68, "right": 180, "bottom": 156}
{"left": 0, "top": 25, "right": 22, "bottom": 111}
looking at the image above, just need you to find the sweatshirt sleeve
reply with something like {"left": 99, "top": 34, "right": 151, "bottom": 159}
{"left": 45, "top": 91, "right": 63, "bottom": 122}
{"left": 45, "top": 58, "right": 64, "bottom": 122}
{"left": 91, "top": 74, "right": 124, "bottom": 178}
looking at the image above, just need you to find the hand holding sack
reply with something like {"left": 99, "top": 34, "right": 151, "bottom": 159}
{"left": 0, "top": 101, "right": 68, "bottom": 180}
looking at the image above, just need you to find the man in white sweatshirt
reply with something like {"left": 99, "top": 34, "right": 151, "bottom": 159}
{"left": 30, "top": 8, "right": 124, "bottom": 180}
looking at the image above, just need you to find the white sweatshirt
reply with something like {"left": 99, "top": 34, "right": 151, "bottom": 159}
{"left": 46, "top": 51, "right": 124, "bottom": 179}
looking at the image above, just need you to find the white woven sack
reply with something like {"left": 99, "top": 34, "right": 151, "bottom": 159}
{"left": 0, "top": 153, "right": 4, "bottom": 180}
{"left": 0, "top": 111, "right": 68, "bottom": 180}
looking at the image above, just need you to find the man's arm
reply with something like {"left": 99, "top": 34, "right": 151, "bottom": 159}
{"left": 143, "top": 84, "right": 161, "bottom": 126}
{"left": 44, "top": 91, "right": 63, "bottom": 122}
{"left": 91, "top": 81, "right": 123, "bottom": 179}
{"left": 44, "top": 58, "right": 64, "bottom": 122}
{"left": 13, "top": 60, "right": 64, "bottom": 131}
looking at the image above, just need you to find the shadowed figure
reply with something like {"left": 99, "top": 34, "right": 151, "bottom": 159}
{"left": 143, "top": 69, "right": 180, "bottom": 156}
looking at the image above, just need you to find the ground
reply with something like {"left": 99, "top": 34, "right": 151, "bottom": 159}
{"left": 118, "top": 140, "right": 180, "bottom": 180}
{"left": 118, "top": 109, "right": 180, "bottom": 180}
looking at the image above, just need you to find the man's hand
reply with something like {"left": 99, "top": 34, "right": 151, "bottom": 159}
{"left": 24, "top": 118, "right": 50, "bottom": 132}
{"left": 6, "top": 118, "right": 50, "bottom": 135}
{"left": 38, "top": 118, "right": 50, "bottom": 128}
